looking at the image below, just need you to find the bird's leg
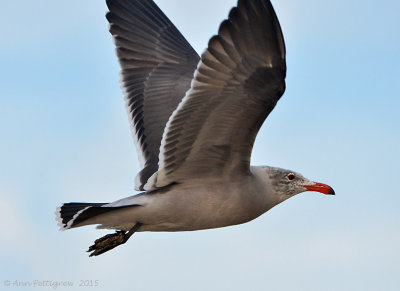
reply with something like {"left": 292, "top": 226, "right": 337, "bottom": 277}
{"left": 87, "top": 222, "right": 142, "bottom": 257}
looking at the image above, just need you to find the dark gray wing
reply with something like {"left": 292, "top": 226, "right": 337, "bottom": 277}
{"left": 147, "top": 0, "right": 286, "bottom": 190}
{"left": 106, "top": 0, "right": 200, "bottom": 190}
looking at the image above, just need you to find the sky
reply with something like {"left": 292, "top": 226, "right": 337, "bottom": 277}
{"left": 1, "top": 0, "right": 399, "bottom": 290}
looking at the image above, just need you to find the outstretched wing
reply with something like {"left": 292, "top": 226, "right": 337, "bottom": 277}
{"left": 146, "top": 0, "right": 286, "bottom": 190}
{"left": 106, "top": 0, "right": 200, "bottom": 190}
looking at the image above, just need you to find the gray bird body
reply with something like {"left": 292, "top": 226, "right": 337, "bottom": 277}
{"left": 73, "top": 166, "right": 287, "bottom": 232}
{"left": 56, "top": 0, "right": 334, "bottom": 256}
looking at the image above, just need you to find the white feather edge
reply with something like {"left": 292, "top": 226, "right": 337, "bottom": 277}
{"left": 55, "top": 206, "right": 66, "bottom": 231}
{"left": 55, "top": 205, "right": 92, "bottom": 231}
{"left": 150, "top": 58, "right": 206, "bottom": 191}
{"left": 143, "top": 171, "right": 158, "bottom": 191}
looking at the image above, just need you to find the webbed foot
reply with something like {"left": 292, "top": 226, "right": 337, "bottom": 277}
{"left": 87, "top": 222, "right": 142, "bottom": 257}
{"left": 87, "top": 231, "right": 127, "bottom": 257}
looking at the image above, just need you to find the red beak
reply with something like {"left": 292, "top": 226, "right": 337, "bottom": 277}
{"left": 304, "top": 182, "right": 335, "bottom": 195}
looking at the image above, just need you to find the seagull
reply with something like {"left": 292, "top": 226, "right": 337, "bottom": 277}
{"left": 56, "top": 0, "right": 334, "bottom": 257}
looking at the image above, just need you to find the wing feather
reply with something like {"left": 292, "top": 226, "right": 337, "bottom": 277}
{"left": 146, "top": 0, "right": 286, "bottom": 190}
{"left": 106, "top": 0, "right": 200, "bottom": 190}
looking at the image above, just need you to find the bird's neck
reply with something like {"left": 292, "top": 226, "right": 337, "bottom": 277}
{"left": 250, "top": 165, "right": 290, "bottom": 207}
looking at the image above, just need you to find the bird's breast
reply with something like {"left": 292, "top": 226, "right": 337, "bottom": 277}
{"left": 138, "top": 178, "right": 271, "bottom": 232}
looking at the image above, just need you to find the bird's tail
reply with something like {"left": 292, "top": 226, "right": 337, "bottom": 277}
{"left": 56, "top": 200, "right": 143, "bottom": 231}
{"left": 56, "top": 203, "right": 110, "bottom": 230}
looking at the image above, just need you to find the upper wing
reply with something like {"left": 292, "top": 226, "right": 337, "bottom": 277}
{"left": 106, "top": 0, "right": 200, "bottom": 190}
{"left": 145, "top": 0, "right": 286, "bottom": 190}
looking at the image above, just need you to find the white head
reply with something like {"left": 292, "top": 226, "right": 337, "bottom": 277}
{"left": 254, "top": 166, "right": 335, "bottom": 202}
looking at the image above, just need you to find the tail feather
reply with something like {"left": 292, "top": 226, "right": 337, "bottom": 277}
{"left": 56, "top": 203, "right": 107, "bottom": 230}
{"left": 56, "top": 202, "right": 142, "bottom": 230}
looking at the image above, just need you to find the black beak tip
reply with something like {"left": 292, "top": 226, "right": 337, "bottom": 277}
{"left": 329, "top": 187, "right": 335, "bottom": 195}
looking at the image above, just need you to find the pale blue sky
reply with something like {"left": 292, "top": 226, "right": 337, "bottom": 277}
{"left": 1, "top": 0, "right": 399, "bottom": 290}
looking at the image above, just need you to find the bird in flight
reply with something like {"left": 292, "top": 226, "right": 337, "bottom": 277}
{"left": 56, "top": 0, "right": 334, "bottom": 257}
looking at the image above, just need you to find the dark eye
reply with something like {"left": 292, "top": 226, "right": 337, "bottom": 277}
{"left": 287, "top": 173, "right": 296, "bottom": 181}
